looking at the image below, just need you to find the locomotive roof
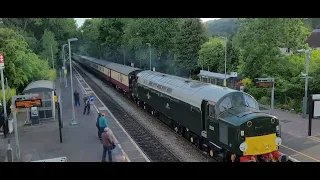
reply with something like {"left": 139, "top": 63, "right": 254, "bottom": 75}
{"left": 77, "top": 55, "right": 141, "bottom": 75}
{"left": 137, "top": 70, "right": 237, "bottom": 109}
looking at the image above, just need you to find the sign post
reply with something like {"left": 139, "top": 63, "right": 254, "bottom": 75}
{"left": 63, "top": 68, "right": 68, "bottom": 88}
{"left": 310, "top": 94, "right": 320, "bottom": 136}
{"left": 11, "top": 94, "right": 39, "bottom": 160}
{"left": 0, "top": 53, "right": 8, "bottom": 138}
{"left": 255, "top": 78, "right": 275, "bottom": 110}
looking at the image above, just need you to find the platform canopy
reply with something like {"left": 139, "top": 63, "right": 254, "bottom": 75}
{"left": 22, "top": 80, "right": 54, "bottom": 94}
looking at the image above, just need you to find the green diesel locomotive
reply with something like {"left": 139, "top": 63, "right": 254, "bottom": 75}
{"left": 133, "top": 70, "right": 288, "bottom": 162}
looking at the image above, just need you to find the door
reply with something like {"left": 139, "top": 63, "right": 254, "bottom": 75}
{"left": 204, "top": 100, "right": 219, "bottom": 143}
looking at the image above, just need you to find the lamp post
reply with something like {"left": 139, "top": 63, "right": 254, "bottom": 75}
{"left": 146, "top": 43, "right": 152, "bottom": 70}
{"left": 68, "top": 38, "right": 78, "bottom": 125}
{"left": 218, "top": 36, "right": 228, "bottom": 87}
{"left": 296, "top": 48, "right": 312, "bottom": 119}
{"left": 62, "top": 44, "right": 68, "bottom": 87}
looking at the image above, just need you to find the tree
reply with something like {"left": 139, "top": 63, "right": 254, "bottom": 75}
{"left": 121, "top": 18, "right": 180, "bottom": 72}
{"left": 79, "top": 18, "right": 103, "bottom": 57}
{"left": 98, "top": 18, "right": 125, "bottom": 54}
{"left": 0, "top": 28, "right": 50, "bottom": 91}
{"left": 205, "top": 18, "right": 240, "bottom": 37}
{"left": 198, "top": 37, "right": 225, "bottom": 72}
{"left": 40, "top": 30, "right": 58, "bottom": 69}
{"left": 174, "top": 18, "right": 208, "bottom": 74}
{"left": 233, "top": 18, "right": 312, "bottom": 78}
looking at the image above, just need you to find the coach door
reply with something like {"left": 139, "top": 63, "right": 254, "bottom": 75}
{"left": 204, "top": 100, "right": 219, "bottom": 143}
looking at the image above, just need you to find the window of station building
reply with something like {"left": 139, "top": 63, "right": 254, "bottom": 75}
{"left": 202, "top": 77, "right": 208, "bottom": 83}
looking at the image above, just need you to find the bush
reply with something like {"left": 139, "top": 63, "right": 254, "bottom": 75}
{"left": 48, "top": 69, "right": 57, "bottom": 81}
{"left": 0, "top": 88, "right": 16, "bottom": 103}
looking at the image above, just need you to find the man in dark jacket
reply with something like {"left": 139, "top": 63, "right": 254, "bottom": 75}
{"left": 96, "top": 112, "right": 102, "bottom": 139}
{"left": 0, "top": 112, "right": 7, "bottom": 138}
{"left": 83, "top": 97, "right": 91, "bottom": 115}
{"left": 101, "top": 127, "right": 114, "bottom": 162}
{"left": 73, "top": 90, "right": 80, "bottom": 106}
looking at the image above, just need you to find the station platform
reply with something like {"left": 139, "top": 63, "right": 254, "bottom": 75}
{"left": 0, "top": 70, "right": 149, "bottom": 162}
{"left": 72, "top": 67, "right": 150, "bottom": 162}
{"left": 262, "top": 109, "right": 320, "bottom": 162}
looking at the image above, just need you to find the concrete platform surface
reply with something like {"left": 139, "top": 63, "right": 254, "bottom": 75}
{"left": 262, "top": 107, "right": 320, "bottom": 162}
{"left": 72, "top": 65, "right": 150, "bottom": 162}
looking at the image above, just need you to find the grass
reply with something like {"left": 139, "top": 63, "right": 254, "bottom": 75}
{"left": 48, "top": 69, "right": 57, "bottom": 82}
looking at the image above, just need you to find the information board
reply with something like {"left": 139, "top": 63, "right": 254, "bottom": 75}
{"left": 15, "top": 99, "right": 42, "bottom": 108}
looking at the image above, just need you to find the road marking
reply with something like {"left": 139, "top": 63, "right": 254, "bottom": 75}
{"left": 280, "top": 144, "right": 320, "bottom": 162}
{"left": 72, "top": 62, "right": 151, "bottom": 162}
{"left": 308, "top": 136, "right": 320, "bottom": 143}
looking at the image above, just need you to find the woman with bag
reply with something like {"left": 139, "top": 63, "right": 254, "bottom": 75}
{"left": 101, "top": 127, "right": 115, "bottom": 162}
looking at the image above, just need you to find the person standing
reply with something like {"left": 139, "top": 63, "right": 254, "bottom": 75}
{"left": 96, "top": 112, "right": 102, "bottom": 139}
{"left": 98, "top": 113, "right": 108, "bottom": 139}
{"left": 83, "top": 98, "right": 90, "bottom": 115}
{"left": 83, "top": 94, "right": 88, "bottom": 105}
{"left": 101, "top": 127, "right": 114, "bottom": 162}
{"left": 73, "top": 90, "right": 80, "bottom": 106}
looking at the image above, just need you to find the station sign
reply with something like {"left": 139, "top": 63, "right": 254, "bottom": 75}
{"left": 255, "top": 78, "right": 274, "bottom": 88}
{"left": 0, "top": 53, "right": 4, "bottom": 68}
{"left": 15, "top": 99, "right": 42, "bottom": 108}
{"left": 312, "top": 94, "right": 320, "bottom": 118}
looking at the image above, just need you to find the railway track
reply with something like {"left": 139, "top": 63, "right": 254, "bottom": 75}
{"left": 73, "top": 65, "right": 180, "bottom": 162}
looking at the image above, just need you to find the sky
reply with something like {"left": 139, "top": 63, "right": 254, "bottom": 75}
{"left": 74, "top": 18, "right": 220, "bottom": 27}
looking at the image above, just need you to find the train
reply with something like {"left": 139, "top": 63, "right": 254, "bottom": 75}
{"left": 72, "top": 54, "right": 289, "bottom": 162}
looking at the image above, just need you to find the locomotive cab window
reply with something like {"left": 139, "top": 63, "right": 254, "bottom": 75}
{"left": 207, "top": 104, "right": 215, "bottom": 118}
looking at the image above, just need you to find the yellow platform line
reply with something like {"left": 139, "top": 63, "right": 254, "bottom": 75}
{"left": 308, "top": 136, "right": 320, "bottom": 143}
{"left": 280, "top": 144, "right": 320, "bottom": 162}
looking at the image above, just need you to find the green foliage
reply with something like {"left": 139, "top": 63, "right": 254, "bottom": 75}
{"left": 0, "top": 27, "right": 51, "bottom": 91}
{"left": 198, "top": 37, "right": 225, "bottom": 71}
{"left": 40, "top": 30, "right": 58, "bottom": 68}
{"left": 48, "top": 69, "right": 57, "bottom": 81}
{"left": 174, "top": 18, "right": 208, "bottom": 72}
{"left": 205, "top": 18, "right": 240, "bottom": 37}
{"left": 0, "top": 88, "right": 16, "bottom": 103}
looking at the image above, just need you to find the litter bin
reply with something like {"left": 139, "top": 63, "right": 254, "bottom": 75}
{"left": 30, "top": 107, "right": 40, "bottom": 125}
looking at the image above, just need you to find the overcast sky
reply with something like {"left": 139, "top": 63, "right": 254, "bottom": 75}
{"left": 74, "top": 18, "right": 220, "bottom": 27}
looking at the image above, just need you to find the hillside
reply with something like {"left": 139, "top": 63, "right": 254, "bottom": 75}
{"left": 205, "top": 18, "right": 240, "bottom": 37}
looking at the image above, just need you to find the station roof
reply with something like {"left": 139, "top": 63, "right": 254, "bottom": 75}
{"left": 198, "top": 70, "right": 233, "bottom": 79}
{"left": 22, "top": 80, "right": 54, "bottom": 94}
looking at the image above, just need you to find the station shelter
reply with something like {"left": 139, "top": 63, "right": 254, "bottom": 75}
{"left": 198, "top": 70, "right": 243, "bottom": 90}
{"left": 22, "top": 80, "right": 57, "bottom": 123}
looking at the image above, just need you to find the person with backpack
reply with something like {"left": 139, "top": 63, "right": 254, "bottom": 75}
{"left": 101, "top": 127, "right": 115, "bottom": 162}
{"left": 98, "top": 113, "right": 108, "bottom": 140}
